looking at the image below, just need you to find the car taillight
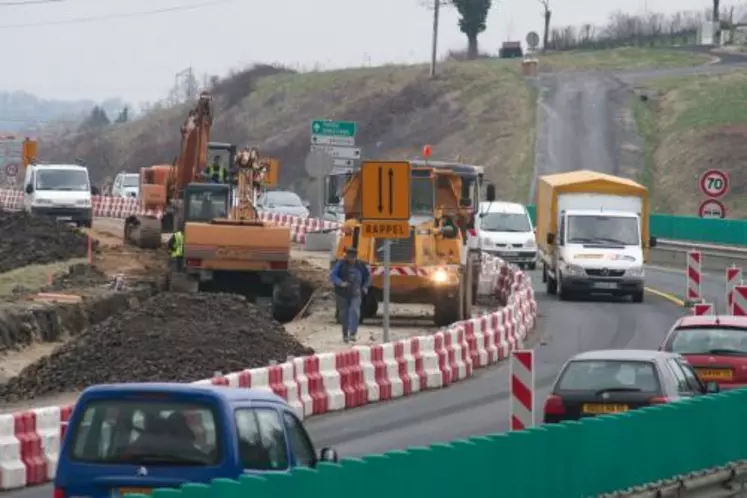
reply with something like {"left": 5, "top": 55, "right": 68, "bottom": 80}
{"left": 53, "top": 487, "right": 65, "bottom": 498}
{"left": 543, "top": 394, "right": 565, "bottom": 415}
{"left": 648, "top": 396, "right": 670, "bottom": 405}
{"left": 186, "top": 258, "right": 201, "bottom": 267}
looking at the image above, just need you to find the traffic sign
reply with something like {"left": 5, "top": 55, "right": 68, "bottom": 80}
{"left": 5, "top": 163, "right": 18, "bottom": 176}
{"left": 333, "top": 158, "right": 353, "bottom": 167}
{"left": 361, "top": 220, "right": 410, "bottom": 239}
{"left": 526, "top": 31, "right": 540, "bottom": 49}
{"left": 311, "top": 135, "right": 355, "bottom": 146}
{"left": 699, "top": 198, "right": 726, "bottom": 218}
{"left": 361, "top": 161, "right": 411, "bottom": 220}
{"left": 699, "top": 169, "right": 729, "bottom": 198}
{"left": 304, "top": 150, "right": 334, "bottom": 178}
{"left": 310, "top": 120, "right": 356, "bottom": 139}
{"left": 310, "top": 144, "right": 360, "bottom": 159}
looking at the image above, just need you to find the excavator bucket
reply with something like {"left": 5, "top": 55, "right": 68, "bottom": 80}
{"left": 124, "top": 216, "right": 163, "bottom": 249}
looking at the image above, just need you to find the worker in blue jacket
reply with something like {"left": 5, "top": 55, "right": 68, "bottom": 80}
{"left": 329, "top": 247, "right": 370, "bottom": 343}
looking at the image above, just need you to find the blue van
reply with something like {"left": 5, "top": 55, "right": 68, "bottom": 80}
{"left": 54, "top": 383, "right": 339, "bottom": 498}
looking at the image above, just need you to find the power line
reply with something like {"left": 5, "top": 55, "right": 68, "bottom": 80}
{"left": 0, "top": 0, "right": 235, "bottom": 28}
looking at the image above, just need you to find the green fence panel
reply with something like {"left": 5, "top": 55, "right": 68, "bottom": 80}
{"left": 524, "top": 204, "right": 747, "bottom": 245}
{"left": 138, "top": 390, "right": 747, "bottom": 498}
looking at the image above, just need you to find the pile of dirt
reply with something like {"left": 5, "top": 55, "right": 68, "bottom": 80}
{"left": 44, "top": 263, "right": 110, "bottom": 291}
{"left": 0, "top": 292, "right": 313, "bottom": 401}
{"left": 0, "top": 212, "right": 99, "bottom": 273}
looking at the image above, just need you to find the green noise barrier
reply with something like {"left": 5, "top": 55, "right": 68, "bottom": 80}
{"left": 127, "top": 389, "right": 747, "bottom": 498}
{"left": 524, "top": 204, "right": 747, "bottom": 246}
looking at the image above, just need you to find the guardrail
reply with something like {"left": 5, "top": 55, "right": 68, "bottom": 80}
{"left": 652, "top": 239, "right": 747, "bottom": 271}
{"left": 604, "top": 462, "right": 747, "bottom": 497}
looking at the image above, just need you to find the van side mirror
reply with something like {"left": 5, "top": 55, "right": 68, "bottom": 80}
{"left": 649, "top": 236, "right": 657, "bottom": 248}
{"left": 25, "top": 184, "right": 33, "bottom": 194}
{"left": 319, "top": 447, "right": 339, "bottom": 463}
{"left": 546, "top": 232, "right": 555, "bottom": 244}
{"left": 705, "top": 381, "right": 720, "bottom": 394}
{"left": 303, "top": 200, "right": 310, "bottom": 208}
{"left": 486, "top": 184, "right": 496, "bottom": 202}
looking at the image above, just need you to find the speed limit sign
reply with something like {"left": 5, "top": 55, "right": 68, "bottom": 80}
{"left": 699, "top": 169, "right": 729, "bottom": 198}
{"left": 699, "top": 199, "right": 726, "bottom": 218}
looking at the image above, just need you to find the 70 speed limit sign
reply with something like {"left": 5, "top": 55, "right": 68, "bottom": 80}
{"left": 699, "top": 169, "right": 729, "bottom": 198}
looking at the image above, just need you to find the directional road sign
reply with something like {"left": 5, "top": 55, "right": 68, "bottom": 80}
{"left": 311, "top": 119, "right": 356, "bottom": 138}
{"left": 361, "top": 220, "right": 410, "bottom": 239}
{"left": 333, "top": 158, "right": 354, "bottom": 167}
{"left": 699, "top": 169, "right": 729, "bottom": 198}
{"left": 311, "top": 135, "right": 355, "bottom": 146}
{"left": 699, "top": 198, "right": 726, "bottom": 218}
{"left": 360, "top": 161, "right": 411, "bottom": 221}
{"left": 310, "top": 144, "right": 360, "bottom": 159}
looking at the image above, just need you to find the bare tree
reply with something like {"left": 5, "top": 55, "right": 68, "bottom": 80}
{"left": 538, "top": 0, "right": 551, "bottom": 52}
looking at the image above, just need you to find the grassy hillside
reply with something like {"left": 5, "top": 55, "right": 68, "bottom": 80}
{"left": 633, "top": 69, "right": 747, "bottom": 217}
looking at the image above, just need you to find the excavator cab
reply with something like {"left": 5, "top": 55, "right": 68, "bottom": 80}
{"left": 181, "top": 183, "right": 231, "bottom": 226}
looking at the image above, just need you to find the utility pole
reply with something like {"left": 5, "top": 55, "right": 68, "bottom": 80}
{"left": 429, "top": 0, "right": 440, "bottom": 78}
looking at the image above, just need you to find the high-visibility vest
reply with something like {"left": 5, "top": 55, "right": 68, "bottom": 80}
{"left": 208, "top": 164, "right": 226, "bottom": 182}
{"left": 171, "top": 231, "right": 184, "bottom": 258}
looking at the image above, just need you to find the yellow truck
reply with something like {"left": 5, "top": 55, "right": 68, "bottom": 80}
{"left": 535, "top": 170, "right": 657, "bottom": 302}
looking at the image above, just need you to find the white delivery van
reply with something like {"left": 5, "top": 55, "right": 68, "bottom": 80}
{"left": 23, "top": 164, "right": 93, "bottom": 228}
{"left": 476, "top": 201, "right": 537, "bottom": 269}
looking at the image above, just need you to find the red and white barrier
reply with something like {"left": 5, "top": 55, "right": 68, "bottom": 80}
{"left": 686, "top": 250, "right": 701, "bottom": 302}
{"left": 726, "top": 266, "right": 742, "bottom": 315}
{"left": 509, "top": 350, "right": 534, "bottom": 431}
{"left": 732, "top": 285, "right": 747, "bottom": 315}
{"left": 692, "top": 302, "right": 713, "bottom": 315}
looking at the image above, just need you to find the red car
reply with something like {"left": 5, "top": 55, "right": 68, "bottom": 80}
{"left": 661, "top": 315, "right": 747, "bottom": 389}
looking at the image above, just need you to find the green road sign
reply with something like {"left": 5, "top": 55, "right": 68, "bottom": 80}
{"left": 310, "top": 120, "right": 356, "bottom": 137}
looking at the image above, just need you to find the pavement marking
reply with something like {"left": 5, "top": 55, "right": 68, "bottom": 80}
{"left": 644, "top": 287, "right": 685, "bottom": 307}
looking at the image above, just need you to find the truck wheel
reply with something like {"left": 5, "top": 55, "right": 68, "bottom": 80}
{"left": 631, "top": 290, "right": 644, "bottom": 303}
{"left": 545, "top": 271, "right": 557, "bottom": 295}
{"left": 361, "top": 293, "right": 378, "bottom": 320}
{"left": 557, "top": 273, "right": 572, "bottom": 301}
{"left": 541, "top": 264, "right": 548, "bottom": 283}
{"left": 434, "top": 295, "right": 460, "bottom": 327}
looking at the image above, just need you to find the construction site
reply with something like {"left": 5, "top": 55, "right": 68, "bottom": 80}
{"left": 0, "top": 92, "right": 501, "bottom": 412}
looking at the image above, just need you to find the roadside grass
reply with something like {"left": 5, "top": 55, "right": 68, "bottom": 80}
{"left": 540, "top": 47, "right": 711, "bottom": 71}
{"left": 0, "top": 259, "right": 86, "bottom": 297}
{"left": 630, "top": 94, "right": 659, "bottom": 208}
{"left": 631, "top": 69, "right": 747, "bottom": 217}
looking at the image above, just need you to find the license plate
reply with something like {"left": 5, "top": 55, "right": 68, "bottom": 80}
{"left": 593, "top": 282, "right": 617, "bottom": 289}
{"left": 117, "top": 488, "right": 152, "bottom": 497}
{"left": 582, "top": 403, "right": 629, "bottom": 414}
{"left": 696, "top": 368, "right": 733, "bottom": 380}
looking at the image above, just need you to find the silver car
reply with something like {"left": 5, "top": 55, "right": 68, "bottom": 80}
{"left": 256, "top": 191, "right": 310, "bottom": 219}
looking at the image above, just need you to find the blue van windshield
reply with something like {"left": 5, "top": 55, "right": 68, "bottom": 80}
{"left": 69, "top": 399, "right": 220, "bottom": 466}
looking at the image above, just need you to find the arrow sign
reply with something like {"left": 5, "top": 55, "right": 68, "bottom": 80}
{"left": 360, "top": 161, "right": 411, "bottom": 222}
{"left": 378, "top": 166, "right": 383, "bottom": 212}
{"left": 388, "top": 168, "right": 394, "bottom": 215}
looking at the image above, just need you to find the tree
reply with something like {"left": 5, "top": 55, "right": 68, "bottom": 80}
{"left": 451, "top": 0, "right": 492, "bottom": 59}
{"left": 538, "top": 0, "right": 551, "bottom": 52}
{"left": 115, "top": 106, "right": 129, "bottom": 123}
{"left": 78, "top": 105, "right": 109, "bottom": 132}
{"left": 713, "top": 0, "right": 721, "bottom": 44}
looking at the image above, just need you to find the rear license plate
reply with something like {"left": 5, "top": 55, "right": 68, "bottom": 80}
{"left": 582, "top": 403, "right": 629, "bottom": 414}
{"left": 696, "top": 368, "right": 733, "bottom": 380}
{"left": 593, "top": 282, "right": 617, "bottom": 289}
{"left": 117, "top": 488, "right": 152, "bottom": 497}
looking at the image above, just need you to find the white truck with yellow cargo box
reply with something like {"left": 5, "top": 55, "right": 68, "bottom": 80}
{"left": 535, "top": 170, "right": 657, "bottom": 302}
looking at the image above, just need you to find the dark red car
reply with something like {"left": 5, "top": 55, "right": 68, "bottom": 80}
{"left": 661, "top": 315, "right": 747, "bottom": 389}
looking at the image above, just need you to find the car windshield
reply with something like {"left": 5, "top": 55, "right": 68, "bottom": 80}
{"left": 556, "top": 359, "right": 660, "bottom": 392}
{"left": 566, "top": 215, "right": 640, "bottom": 245}
{"left": 123, "top": 175, "right": 139, "bottom": 187}
{"left": 480, "top": 212, "right": 530, "bottom": 232}
{"left": 70, "top": 398, "right": 220, "bottom": 466}
{"left": 186, "top": 190, "right": 229, "bottom": 221}
{"left": 263, "top": 192, "right": 302, "bottom": 207}
{"left": 670, "top": 327, "right": 747, "bottom": 355}
{"left": 36, "top": 169, "right": 89, "bottom": 191}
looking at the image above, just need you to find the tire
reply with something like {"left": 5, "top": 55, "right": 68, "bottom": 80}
{"left": 558, "top": 273, "right": 572, "bottom": 301}
{"left": 631, "top": 290, "right": 644, "bottom": 303}
{"left": 546, "top": 269, "right": 557, "bottom": 295}
{"left": 528, "top": 262, "right": 537, "bottom": 271}
{"left": 434, "top": 295, "right": 460, "bottom": 327}
{"left": 541, "top": 263, "right": 548, "bottom": 283}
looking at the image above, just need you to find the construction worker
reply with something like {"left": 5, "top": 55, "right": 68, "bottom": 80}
{"left": 205, "top": 155, "right": 227, "bottom": 183}
{"left": 167, "top": 228, "right": 184, "bottom": 271}
{"left": 329, "top": 247, "right": 370, "bottom": 343}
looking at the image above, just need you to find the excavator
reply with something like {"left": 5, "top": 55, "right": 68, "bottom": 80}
{"left": 330, "top": 161, "right": 495, "bottom": 326}
{"left": 124, "top": 92, "right": 301, "bottom": 322}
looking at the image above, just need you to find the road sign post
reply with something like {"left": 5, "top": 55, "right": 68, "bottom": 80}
{"left": 361, "top": 161, "right": 411, "bottom": 342}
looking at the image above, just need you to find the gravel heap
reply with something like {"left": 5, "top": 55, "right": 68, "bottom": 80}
{"left": 0, "top": 292, "right": 313, "bottom": 401}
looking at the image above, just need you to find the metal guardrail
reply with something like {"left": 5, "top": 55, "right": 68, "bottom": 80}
{"left": 602, "top": 461, "right": 747, "bottom": 497}
{"left": 652, "top": 239, "right": 747, "bottom": 272}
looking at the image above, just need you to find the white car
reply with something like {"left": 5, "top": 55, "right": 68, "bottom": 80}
{"left": 256, "top": 191, "right": 310, "bottom": 219}
{"left": 112, "top": 172, "right": 139, "bottom": 198}
{"left": 476, "top": 201, "right": 537, "bottom": 269}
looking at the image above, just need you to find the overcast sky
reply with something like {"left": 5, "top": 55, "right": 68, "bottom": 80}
{"left": 0, "top": 0, "right": 723, "bottom": 103}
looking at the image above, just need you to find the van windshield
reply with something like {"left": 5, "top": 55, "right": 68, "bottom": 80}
{"left": 480, "top": 212, "right": 530, "bottom": 232}
{"left": 69, "top": 399, "right": 220, "bottom": 466}
{"left": 36, "top": 169, "right": 89, "bottom": 191}
{"left": 566, "top": 215, "right": 639, "bottom": 246}
{"left": 123, "top": 175, "right": 139, "bottom": 187}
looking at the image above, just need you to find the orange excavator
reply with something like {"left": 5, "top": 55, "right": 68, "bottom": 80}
{"left": 124, "top": 91, "right": 301, "bottom": 321}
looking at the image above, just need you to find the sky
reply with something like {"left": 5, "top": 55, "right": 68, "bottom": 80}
{"left": 0, "top": 0, "right": 728, "bottom": 103}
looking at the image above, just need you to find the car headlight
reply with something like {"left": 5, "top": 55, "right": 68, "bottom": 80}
{"left": 525, "top": 238, "right": 536, "bottom": 248}
{"left": 481, "top": 237, "right": 493, "bottom": 247}
{"left": 626, "top": 266, "right": 644, "bottom": 277}
{"left": 76, "top": 199, "right": 91, "bottom": 207}
{"left": 432, "top": 269, "right": 449, "bottom": 284}
{"left": 564, "top": 264, "right": 585, "bottom": 275}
